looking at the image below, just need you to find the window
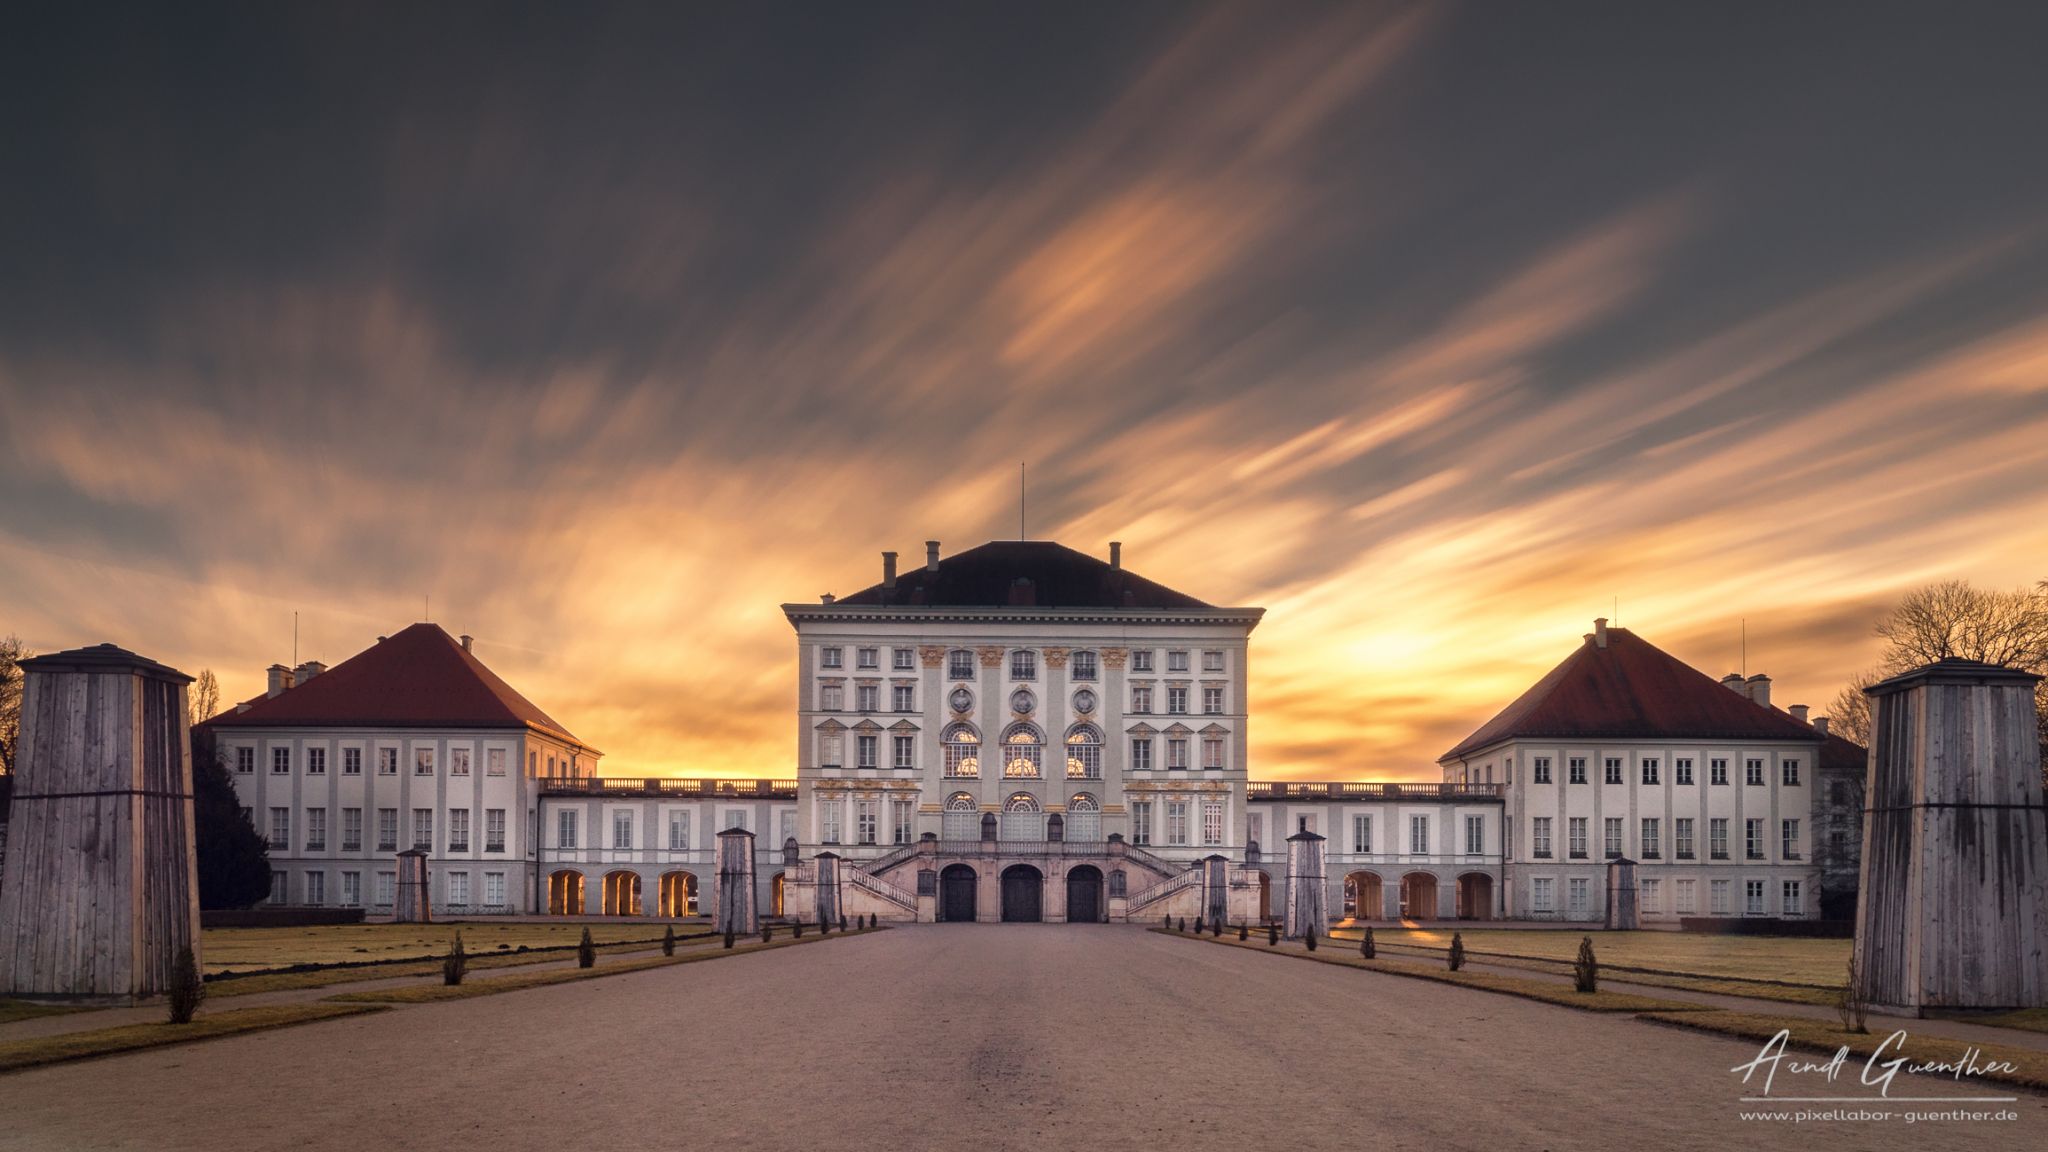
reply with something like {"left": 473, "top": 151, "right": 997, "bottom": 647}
{"left": 1465, "top": 814, "right": 1484, "bottom": 854}
{"left": 269, "top": 870, "right": 287, "bottom": 904}
{"left": 1002, "top": 726, "right": 1042, "bottom": 778}
{"left": 1781, "top": 758, "right": 1801, "bottom": 786}
{"left": 1710, "top": 757, "right": 1729, "bottom": 785}
{"left": 857, "top": 800, "right": 878, "bottom": 845}
{"left": 448, "top": 871, "right": 469, "bottom": 907}
{"left": 377, "top": 808, "right": 398, "bottom": 851}
{"left": 856, "top": 685, "right": 879, "bottom": 712}
{"left": 948, "top": 650, "right": 974, "bottom": 679}
{"left": 891, "top": 685, "right": 914, "bottom": 712}
{"left": 1353, "top": 814, "right": 1372, "bottom": 853}
{"left": 822, "top": 802, "right": 841, "bottom": 844}
{"left": 1071, "top": 650, "right": 1097, "bottom": 680}
{"left": 1676, "top": 878, "right": 1696, "bottom": 915}
{"left": 1201, "top": 802, "right": 1223, "bottom": 846}
{"left": 1165, "top": 800, "right": 1189, "bottom": 846}
{"left": 1710, "top": 817, "right": 1729, "bottom": 859}
{"left": 1568, "top": 817, "right": 1588, "bottom": 858}
{"left": 487, "top": 748, "right": 506, "bottom": 776}
{"left": 1604, "top": 757, "right": 1623, "bottom": 785}
{"left": 1201, "top": 735, "right": 1224, "bottom": 771}
{"left": 1674, "top": 817, "right": 1695, "bottom": 859}
{"left": 893, "top": 647, "right": 915, "bottom": 670}
{"left": 557, "top": 810, "right": 579, "bottom": 850}
{"left": 943, "top": 725, "right": 980, "bottom": 777}
{"left": 1131, "top": 650, "right": 1154, "bottom": 673}
{"left": 1166, "top": 686, "right": 1188, "bottom": 715}
{"left": 1568, "top": 757, "right": 1587, "bottom": 785}
{"left": 1675, "top": 757, "right": 1694, "bottom": 785}
{"left": 1640, "top": 818, "right": 1660, "bottom": 859}
{"left": 485, "top": 872, "right": 506, "bottom": 908}
{"left": 342, "top": 808, "right": 362, "bottom": 852}
{"left": 1710, "top": 878, "right": 1731, "bottom": 915}
{"left": 307, "top": 747, "right": 326, "bottom": 775}
{"left": 1568, "top": 877, "right": 1590, "bottom": 919}
{"left": 1746, "top": 758, "right": 1765, "bottom": 786}
{"left": 1065, "top": 727, "right": 1102, "bottom": 778}
{"left": 1640, "top": 758, "right": 1659, "bottom": 785}
{"left": 1531, "top": 877, "right": 1555, "bottom": 913}
{"left": 1781, "top": 819, "right": 1800, "bottom": 860}
{"left": 1011, "top": 650, "right": 1036, "bottom": 680}
{"left": 820, "top": 730, "right": 843, "bottom": 769}
{"left": 1132, "top": 801, "right": 1153, "bottom": 846}
{"left": 1129, "top": 736, "right": 1153, "bottom": 771}
{"left": 856, "top": 646, "right": 878, "bottom": 669}
{"left": 821, "top": 683, "right": 844, "bottom": 711}
{"left": 1167, "top": 650, "right": 1189, "bottom": 672}
{"left": 667, "top": 812, "right": 689, "bottom": 851}
{"left": 341, "top": 871, "right": 361, "bottom": 907}
{"left": 856, "top": 734, "right": 878, "bottom": 769}
{"left": 1604, "top": 817, "right": 1623, "bottom": 858}
{"left": 1202, "top": 686, "right": 1224, "bottom": 715}
{"left": 821, "top": 646, "right": 843, "bottom": 669}
{"left": 892, "top": 798, "right": 913, "bottom": 845}
{"left": 486, "top": 809, "right": 506, "bottom": 852}
{"left": 1532, "top": 817, "right": 1552, "bottom": 857}
{"left": 414, "top": 748, "right": 435, "bottom": 776}
{"left": 892, "top": 734, "right": 914, "bottom": 770}
{"left": 449, "top": 808, "right": 470, "bottom": 852}
{"left": 1166, "top": 736, "right": 1188, "bottom": 770}
{"left": 269, "top": 807, "right": 290, "bottom": 849}
{"left": 1745, "top": 818, "right": 1765, "bottom": 860}
{"left": 1131, "top": 684, "right": 1153, "bottom": 713}
{"left": 1639, "top": 878, "right": 1661, "bottom": 914}
{"left": 723, "top": 807, "right": 748, "bottom": 833}
{"left": 271, "top": 747, "right": 291, "bottom": 775}
{"left": 529, "top": 751, "right": 538, "bottom": 776}
{"left": 1782, "top": 880, "right": 1803, "bottom": 918}
{"left": 305, "top": 871, "right": 325, "bottom": 906}
{"left": 445, "top": 747, "right": 467, "bottom": 777}
{"left": 1409, "top": 814, "right": 1429, "bottom": 854}
{"left": 412, "top": 809, "right": 433, "bottom": 850}
{"left": 1745, "top": 879, "right": 1766, "bottom": 915}
{"left": 235, "top": 747, "right": 255, "bottom": 774}
{"left": 1533, "top": 757, "right": 1552, "bottom": 784}
{"left": 305, "top": 807, "right": 326, "bottom": 851}
{"left": 612, "top": 811, "right": 633, "bottom": 849}
{"left": 1200, "top": 649, "right": 1223, "bottom": 673}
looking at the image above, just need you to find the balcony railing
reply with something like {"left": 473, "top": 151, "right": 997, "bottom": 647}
{"left": 1244, "top": 782, "right": 1506, "bottom": 801}
{"left": 538, "top": 776, "right": 799, "bottom": 799}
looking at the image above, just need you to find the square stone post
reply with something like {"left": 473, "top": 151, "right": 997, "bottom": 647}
{"left": 0, "top": 644, "right": 199, "bottom": 1002}
{"left": 1284, "top": 829, "right": 1326, "bottom": 938}
{"left": 716, "top": 827, "right": 759, "bottom": 934}
{"left": 1854, "top": 658, "right": 2048, "bottom": 1014}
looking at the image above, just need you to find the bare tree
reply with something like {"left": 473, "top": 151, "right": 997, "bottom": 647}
{"left": 189, "top": 669, "right": 221, "bottom": 729}
{"left": 1825, "top": 668, "right": 1884, "bottom": 748}
{"left": 0, "top": 634, "right": 30, "bottom": 775}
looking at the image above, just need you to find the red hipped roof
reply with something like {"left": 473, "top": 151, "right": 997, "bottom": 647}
{"left": 1441, "top": 627, "right": 1823, "bottom": 761}
{"left": 204, "top": 623, "right": 594, "bottom": 752}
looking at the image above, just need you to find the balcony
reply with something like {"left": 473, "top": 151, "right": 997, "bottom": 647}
{"left": 304, "top": 841, "right": 325, "bottom": 852}
{"left": 1244, "top": 782, "right": 1506, "bottom": 801}
{"left": 449, "top": 841, "right": 469, "bottom": 853}
{"left": 378, "top": 840, "right": 398, "bottom": 852}
{"left": 537, "top": 776, "right": 799, "bottom": 799}
{"left": 342, "top": 840, "right": 361, "bottom": 853}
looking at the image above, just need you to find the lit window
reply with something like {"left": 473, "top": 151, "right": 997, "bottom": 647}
{"left": 1002, "top": 725, "right": 1043, "bottom": 778}
{"left": 943, "top": 725, "right": 980, "bottom": 778}
{"left": 1065, "top": 726, "right": 1102, "bottom": 778}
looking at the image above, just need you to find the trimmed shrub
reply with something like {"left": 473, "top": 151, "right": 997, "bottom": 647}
{"left": 166, "top": 946, "right": 204, "bottom": 1024}
{"left": 1305, "top": 927, "right": 1318, "bottom": 952}
{"left": 442, "top": 932, "right": 468, "bottom": 986}
{"left": 1237, "top": 923, "right": 1248, "bottom": 941}
{"left": 762, "top": 923, "right": 773, "bottom": 944}
{"left": 723, "top": 929, "right": 735, "bottom": 949}
{"left": 838, "top": 914, "right": 847, "bottom": 933}
{"left": 1447, "top": 932, "right": 1465, "bottom": 972}
{"left": 793, "top": 920, "right": 804, "bottom": 939}
{"left": 1162, "top": 913, "right": 1171, "bottom": 929}
{"left": 1177, "top": 917, "right": 1185, "bottom": 933}
{"left": 1211, "top": 917, "right": 1221, "bottom": 937}
{"left": 662, "top": 924, "right": 677, "bottom": 957}
{"left": 577, "top": 927, "right": 596, "bottom": 969}
{"left": 1194, "top": 916, "right": 1204, "bottom": 935}
{"left": 1267, "top": 923, "right": 1279, "bottom": 946}
{"left": 1361, "top": 926, "right": 1375, "bottom": 959}
{"left": 1573, "top": 936, "right": 1598, "bottom": 993}
{"left": 867, "top": 913, "right": 876, "bottom": 928}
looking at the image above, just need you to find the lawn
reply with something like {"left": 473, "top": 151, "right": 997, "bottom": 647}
{"left": 201, "top": 920, "right": 712, "bottom": 974}
{"left": 1323, "top": 927, "right": 1850, "bottom": 987}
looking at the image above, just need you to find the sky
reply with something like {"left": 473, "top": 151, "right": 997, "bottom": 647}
{"left": 3, "top": 2, "right": 2046, "bottom": 781}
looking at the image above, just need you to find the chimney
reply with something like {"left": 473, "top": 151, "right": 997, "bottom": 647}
{"left": 925, "top": 540, "right": 940, "bottom": 572}
{"left": 266, "top": 664, "right": 294, "bottom": 698}
{"left": 882, "top": 551, "right": 898, "bottom": 589}
{"left": 1789, "top": 703, "right": 1809, "bottom": 724}
{"left": 1109, "top": 541, "right": 1122, "bottom": 570}
{"left": 1813, "top": 716, "right": 1830, "bottom": 737}
{"left": 1593, "top": 617, "right": 1609, "bottom": 648}
{"left": 459, "top": 634, "right": 473, "bottom": 653}
{"left": 1720, "top": 673, "right": 1746, "bottom": 695}
{"left": 820, "top": 593, "right": 835, "bottom": 604}
{"left": 1745, "top": 674, "right": 1771, "bottom": 708}
{"left": 294, "top": 661, "right": 326, "bottom": 684}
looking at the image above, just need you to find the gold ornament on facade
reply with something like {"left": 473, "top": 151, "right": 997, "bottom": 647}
{"left": 976, "top": 645, "right": 1004, "bottom": 667}
{"left": 919, "top": 646, "right": 947, "bottom": 667}
{"left": 1101, "top": 648, "right": 1128, "bottom": 668}
{"left": 1043, "top": 647, "right": 1070, "bottom": 668}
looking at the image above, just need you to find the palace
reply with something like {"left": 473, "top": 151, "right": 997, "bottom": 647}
{"left": 198, "top": 538, "right": 1858, "bottom": 926}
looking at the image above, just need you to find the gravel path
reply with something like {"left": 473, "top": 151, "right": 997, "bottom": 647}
{"left": 2, "top": 925, "right": 2037, "bottom": 1151}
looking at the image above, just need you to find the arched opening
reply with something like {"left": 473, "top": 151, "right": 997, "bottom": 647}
{"left": 548, "top": 870, "right": 585, "bottom": 916}
{"left": 1001, "top": 864, "right": 1043, "bottom": 922}
{"left": 1257, "top": 871, "right": 1272, "bottom": 921}
{"left": 1001, "top": 791, "right": 1043, "bottom": 841}
{"left": 1400, "top": 872, "right": 1439, "bottom": 921}
{"left": 1001, "top": 724, "right": 1043, "bottom": 779}
{"left": 603, "top": 870, "right": 643, "bottom": 916}
{"left": 1065, "top": 792, "right": 1101, "bottom": 842}
{"left": 940, "top": 863, "right": 978, "bottom": 922}
{"left": 1457, "top": 872, "right": 1494, "bottom": 920}
{"left": 1344, "top": 871, "right": 1383, "bottom": 921}
{"left": 942, "top": 791, "right": 979, "bottom": 841}
{"left": 1065, "top": 865, "right": 1104, "bottom": 924}
{"left": 1064, "top": 725, "right": 1102, "bottom": 779}
{"left": 943, "top": 723, "right": 981, "bottom": 779}
{"left": 770, "top": 872, "right": 786, "bottom": 917}
{"left": 657, "top": 871, "right": 698, "bottom": 917}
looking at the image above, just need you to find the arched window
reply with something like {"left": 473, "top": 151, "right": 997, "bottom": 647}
{"left": 1002, "top": 724, "right": 1042, "bottom": 778}
{"left": 1065, "top": 725, "right": 1102, "bottom": 779}
{"left": 1066, "top": 792, "right": 1102, "bottom": 842}
{"left": 1004, "top": 792, "right": 1041, "bottom": 812}
{"left": 1001, "top": 792, "right": 1044, "bottom": 841}
{"left": 1068, "top": 793, "right": 1100, "bottom": 812}
{"left": 942, "top": 792, "right": 979, "bottom": 841}
{"left": 943, "top": 724, "right": 981, "bottom": 778}
{"left": 946, "top": 791, "right": 978, "bottom": 811}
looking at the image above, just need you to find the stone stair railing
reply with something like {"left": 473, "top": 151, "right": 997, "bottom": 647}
{"left": 1122, "top": 867, "right": 1203, "bottom": 916}
{"left": 844, "top": 865, "right": 919, "bottom": 913}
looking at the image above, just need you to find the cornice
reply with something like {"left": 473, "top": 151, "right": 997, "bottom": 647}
{"left": 782, "top": 604, "right": 1266, "bottom": 628}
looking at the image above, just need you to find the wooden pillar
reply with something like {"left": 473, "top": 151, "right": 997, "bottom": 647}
{"left": 1284, "top": 829, "right": 1326, "bottom": 938}
{"left": 809, "top": 850, "right": 838, "bottom": 929}
{"left": 394, "top": 849, "right": 431, "bottom": 923}
{"left": 1201, "top": 854, "right": 1229, "bottom": 925}
{"left": 1854, "top": 659, "right": 2048, "bottom": 1015}
{"left": 1604, "top": 857, "right": 1639, "bottom": 930}
{"left": 716, "top": 827, "right": 759, "bottom": 933}
{"left": 0, "top": 644, "right": 199, "bottom": 1002}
